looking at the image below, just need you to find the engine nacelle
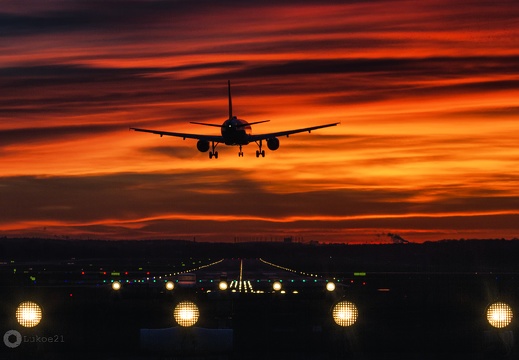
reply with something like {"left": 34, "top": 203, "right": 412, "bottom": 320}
{"left": 267, "top": 137, "right": 280, "bottom": 151}
{"left": 197, "top": 140, "right": 210, "bottom": 152}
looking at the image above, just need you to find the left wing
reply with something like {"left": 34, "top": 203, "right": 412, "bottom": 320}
{"left": 248, "top": 122, "right": 340, "bottom": 141}
{"left": 130, "top": 127, "right": 224, "bottom": 142}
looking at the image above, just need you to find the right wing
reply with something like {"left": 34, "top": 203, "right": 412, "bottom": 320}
{"left": 130, "top": 127, "right": 224, "bottom": 142}
{"left": 248, "top": 122, "right": 339, "bottom": 142}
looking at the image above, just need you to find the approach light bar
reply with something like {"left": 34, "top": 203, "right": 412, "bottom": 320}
{"left": 486, "top": 302, "right": 513, "bottom": 328}
{"left": 112, "top": 281, "right": 121, "bottom": 291}
{"left": 16, "top": 301, "right": 43, "bottom": 328}
{"left": 219, "top": 281, "right": 228, "bottom": 291}
{"left": 165, "top": 281, "right": 175, "bottom": 291}
{"left": 174, "top": 301, "right": 200, "bottom": 327}
{"left": 332, "top": 300, "right": 358, "bottom": 327}
{"left": 326, "top": 281, "right": 336, "bottom": 292}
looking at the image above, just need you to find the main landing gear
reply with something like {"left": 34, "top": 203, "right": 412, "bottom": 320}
{"left": 255, "top": 139, "right": 265, "bottom": 157}
{"left": 236, "top": 144, "right": 264, "bottom": 157}
{"left": 209, "top": 141, "right": 218, "bottom": 159}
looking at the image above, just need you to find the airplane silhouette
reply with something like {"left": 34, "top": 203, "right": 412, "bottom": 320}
{"left": 130, "top": 81, "right": 339, "bottom": 159}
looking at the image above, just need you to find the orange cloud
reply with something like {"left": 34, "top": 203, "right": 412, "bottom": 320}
{"left": 1, "top": 1, "right": 519, "bottom": 243}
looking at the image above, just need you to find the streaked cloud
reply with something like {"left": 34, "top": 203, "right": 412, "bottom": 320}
{"left": 1, "top": 0, "right": 518, "bottom": 242}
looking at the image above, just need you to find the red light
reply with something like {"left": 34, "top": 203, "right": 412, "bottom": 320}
{"left": 69, "top": 293, "right": 73, "bottom": 297}
{"left": 81, "top": 271, "right": 85, "bottom": 275}
{"left": 146, "top": 272, "right": 150, "bottom": 275}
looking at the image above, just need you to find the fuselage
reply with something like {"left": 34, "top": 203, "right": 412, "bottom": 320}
{"left": 221, "top": 116, "right": 251, "bottom": 145}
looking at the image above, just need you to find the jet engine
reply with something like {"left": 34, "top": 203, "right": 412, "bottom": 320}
{"left": 197, "top": 140, "right": 210, "bottom": 152}
{"left": 267, "top": 137, "right": 280, "bottom": 151}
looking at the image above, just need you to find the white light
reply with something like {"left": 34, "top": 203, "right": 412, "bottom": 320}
{"left": 174, "top": 301, "right": 200, "bottom": 327}
{"left": 326, "top": 282, "right": 336, "bottom": 292}
{"left": 487, "top": 302, "right": 513, "bottom": 328}
{"left": 273, "top": 281, "right": 282, "bottom": 291}
{"left": 332, "top": 301, "right": 358, "bottom": 327}
{"left": 16, "top": 301, "right": 42, "bottom": 328}
{"left": 112, "top": 281, "right": 121, "bottom": 291}
{"left": 165, "top": 281, "right": 175, "bottom": 291}
{"left": 219, "top": 281, "right": 228, "bottom": 291}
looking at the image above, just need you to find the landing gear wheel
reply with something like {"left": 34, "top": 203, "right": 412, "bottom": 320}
{"left": 208, "top": 141, "right": 219, "bottom": 159}
{"left": 255, "top": 140, "right": 266, "bottom": 158}
{"left": 238, "top": 152, "right": 243, "bottom": 157}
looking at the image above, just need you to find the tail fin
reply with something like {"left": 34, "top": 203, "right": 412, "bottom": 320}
{"left": 228, "top": 80, "right": 233, "bottom": 119}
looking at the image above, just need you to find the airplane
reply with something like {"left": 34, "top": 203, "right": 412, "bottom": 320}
{"left": 130, "top": 81, "right": 339, "bottom": 159}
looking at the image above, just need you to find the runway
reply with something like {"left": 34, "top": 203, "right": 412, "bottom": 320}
{"left": 1, "top": 241, "right": 518, "bottom": 359}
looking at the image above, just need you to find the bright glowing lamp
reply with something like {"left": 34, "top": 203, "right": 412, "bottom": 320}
{"left": 16, "top": 301, "right": 42, "bottom": 328}
{"left": 174, "top": 301, "right": 200, "bottom": 327}
{"left": 272, "top": 281, "right": 282, "bottom": 291}
{"left": 219, "top": 281, "right": 228, "bottom": 291}
{"left": 165, "top": 281, "right": 175, "bottom": 291}
{"left": 486, "top": 302, "right": 513, "bottom": 328}
{"left": 326, "top": 282, "right": 336, "bottom": 292}
{"left": 332, "top": 300, "right": 358, "bottom": 327}
{"left": 112, "top": 281, "right": 121, "bottom": 291}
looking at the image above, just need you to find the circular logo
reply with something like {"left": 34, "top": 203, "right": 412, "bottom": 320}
{"left": 3, "top": 330, "right": 22, "bottom": 348}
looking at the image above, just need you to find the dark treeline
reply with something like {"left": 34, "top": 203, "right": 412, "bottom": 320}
{"left": 1, "top": 237, "right": 519, "bottom": 273}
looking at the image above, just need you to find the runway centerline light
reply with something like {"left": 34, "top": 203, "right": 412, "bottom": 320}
{"left": 112, "top": 281, "right": 121, "bottom": 291}
{"left": 174, "top": 301, "right": 200, "bottom": 327}
{"left": 273, "top": 281, "right": 282, "bottom": 291}
{"left": 486, "top": 302, "right": 513, "bottom": 328}
{"left": 219, "top": 281, "right": 228, "bottom": 291}
{"left": 16, "top": 301, "right": 42, "bottom": 328}
{"left": 332, "top": 300, "right": 358, "bottom": 327}
{"left": 165, "top": 281, "right": 175, "bottom": 291}
{"left": 326, "top": 282, "right": 336, "bottom": 292}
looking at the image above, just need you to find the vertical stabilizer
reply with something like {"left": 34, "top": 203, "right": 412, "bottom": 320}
{"left": 228, "top": 80, "right": 233, "bottom": 119}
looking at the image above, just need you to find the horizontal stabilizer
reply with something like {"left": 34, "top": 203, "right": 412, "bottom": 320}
{"left": 190, "top": 122, "right": 223, "bottom": 128}
{"left": 237, "top": 120, "right": 270, "bottom": 127}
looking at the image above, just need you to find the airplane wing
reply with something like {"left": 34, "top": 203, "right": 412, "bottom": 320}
{"left": 130, "top": 127, "right": 224, "bottom": 143}
{"left": 248, "top": 122, "right": 340, "bottom": 141}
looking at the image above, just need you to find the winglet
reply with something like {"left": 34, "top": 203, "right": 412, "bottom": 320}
{"left": 228, "top": 80, "right": 233, "bottom": 119}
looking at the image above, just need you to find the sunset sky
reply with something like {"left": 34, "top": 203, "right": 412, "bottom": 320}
{"left": 1, "top": 0, "right": 519, "bottom": 243}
